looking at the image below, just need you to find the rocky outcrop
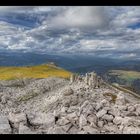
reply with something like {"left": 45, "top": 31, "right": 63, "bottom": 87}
{"left": 0, "top": 72, "right": 140, "bottom": 134}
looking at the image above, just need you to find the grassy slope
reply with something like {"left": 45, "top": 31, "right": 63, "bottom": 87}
{"left": 109, "top": 70, "right": 140, "bottom": 82}
{"left": 0, "top": 64, "right": 72, "bottom": 80}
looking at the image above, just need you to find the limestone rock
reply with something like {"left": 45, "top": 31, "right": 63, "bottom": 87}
{"left": 97, "top": 121, "right": 104, "bottom": 128}
{"left": 18, "top": 123, "right": 35, "bottom": 134}
{"left": 47, "top": 126, "right": 66, "bottom": 134}
{"left": 79, "top": 114, "right": 87, "bottom": 129}
{"left": 29, "top": 113, "right": 55, "bottom": 127}
{"left": 87, "top": 114, "right": 97, "bottom": 124}
{"left": 96, "top": 109, "right": 107, "bottom": 118}
{"left": 0, "top": 116, "right": 11, "bottom": 134}
{"left": 8, "top": 112, "right": 27, "bottom": 129}
{"left": 56, "top": 117, "right": 70, "bottom": 126}
{"left": 102, "top": 114, "right": 114, "bottom": 122}
{"left": 127, "top": 105, "right": 135, "bottom": 112}
{"left": 103, "top": 124, "right": 119, "bottom": 133}
{"left": 83, "top": 126, "right": 100, "bottom": 134}
{"left": 113, "top": 116, "right": 124, "bottom": 125}
{"left": 116, "top": 92, "right": 126, "bottom": 105}
{"left": 123, "top": 126, "right": 140, "bottom": 134}
{"left": 68, "top": 126, "right": 79, "bottom": 134}
{"left": 62, "top": 87, "right": 73, "bottom": 96}
{"left": 61, "top": 123, "right": 72, "bottom": 132}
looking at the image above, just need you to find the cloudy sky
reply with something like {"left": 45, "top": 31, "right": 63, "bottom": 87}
{"left": 0, "top": 6, "right": 140, "bottom": 59}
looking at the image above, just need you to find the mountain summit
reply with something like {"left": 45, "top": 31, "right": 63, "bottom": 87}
{"left": 0, "top": 71, "right": 140, "bottom": 134}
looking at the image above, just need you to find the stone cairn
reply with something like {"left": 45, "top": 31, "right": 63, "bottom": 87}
{"left": 70, "top": 72, "right": 103, "bottom": 88}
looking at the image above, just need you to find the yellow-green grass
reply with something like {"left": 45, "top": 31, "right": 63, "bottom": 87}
{"left": 109, "top": 70, "right": 140, "bottom": 82}
{"left": 0, "top": 64, "right": 72, "bottom": 80}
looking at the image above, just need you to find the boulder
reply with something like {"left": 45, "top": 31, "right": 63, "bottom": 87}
{"left": 61, "top": 123, "right": 72, "bottom": 132}
{"left": 113, "top": 116, "right": 133, "bottom": 126}
{"left": 56, "top": 117, "right": 70, "bottom": 126}
{"left": 63, "top": 97, "right": 71, "bottom": 107}
{"left": 66, "top": 112, "right": 78, "bottom": 121}
{"left": 0, "top": 116, "right": 11, "bottom": 134}
{"left": 47, "top": 126, "right": 66, "bottom": 134}
{"left": 103, "top": 124, "right": 120, "bottom": 133}
{"left": 108, "top": 108, "right": 121, "bottom": 117}
{"left": 62, "top": 87, "right": 73, "bottom": 96}
{"left": 8, "top": 112, "right": 27, "bottom": 129}
{"left": 102, "top": 114, "right": 114, "bottom": 122}
{"left": 96, "top": 109, "right": 107, "bottom": 118}
{"left": 1, "top": 96, "right": 7, "bottom": 104}
{"left": 97, "top": 121, "right": 104, "bottom": 128}
{"left": 127, "top": 105, "right": 135, "bottom": 112}
{"left": 18, "top": 123, "right": 35, "bottom": 134}
{"left": 70, "top": 96, "right": 78, "bottom": 106}
{"left": 116, "top": 92, "right": 126, "bottom": 105}
{"left": 113, "top": 116, "right": 124, "bottom": 125}
{"left": 79, "top": 114, "right": 87, "bottom": 129}
{"left": 82, "top": 104, "right": 94, "bottom": 116}
{"left": 123, "top": 126, "right": 140, "bottom": 134}
{"left": 83, "top": 126, "right": 100, "bottom": 134}
{"left": 28, "top": 113, "right": 55, "bottom": 127}
{"left": 87, "top": 114, "right": 97, "bottom": 124}
{"left": 135, "top": 104, "right": 140, "bottom": 115}
{"left": 68, "top": 126, "right": 79, "bottom": 134}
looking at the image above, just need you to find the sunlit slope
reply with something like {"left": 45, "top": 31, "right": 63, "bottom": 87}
{"left": 109, "top": 70, "right": 140, "bottom": 82}
{"left": 0, "top": 64, "right": 72, "bottom": 80}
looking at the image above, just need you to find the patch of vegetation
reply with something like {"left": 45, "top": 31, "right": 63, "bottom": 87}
{"left": 103, "top": 93, "right": 117, "bottom": 103}
{"left": 0, "top": 64, "right": 72, "bottom": 80}
{"left": 109, "top": 70, "right": 140, "bottom": 82}
{"left": 16, "top": 91, "right": 39, "bottom": 102}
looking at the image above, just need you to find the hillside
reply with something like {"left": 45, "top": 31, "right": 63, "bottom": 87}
{"left": 0, "top": 63, "right": 72, "bottom": 80}
{"left": 106, "top": 70, "right": 140, "bottom": 94}
{"left": 0, "top": 71, "right": 140, "bottom": 134}
{"left": 109, "top": 70, "right": 140, "bottom": 82}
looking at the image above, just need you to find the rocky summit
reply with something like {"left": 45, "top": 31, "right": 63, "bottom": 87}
{"left": 0, "top": 72, "right": 140, "bottom": 134}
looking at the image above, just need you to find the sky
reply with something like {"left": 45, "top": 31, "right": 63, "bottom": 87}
{"left": 0, "top": 6, "right": 140, "bottom": 59}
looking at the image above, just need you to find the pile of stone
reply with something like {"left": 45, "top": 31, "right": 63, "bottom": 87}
{"left": 0, "top": 73, "right": 140, "bottom": 134}
{"left": 70, "top": 72, "right": 103, "bottom": 88}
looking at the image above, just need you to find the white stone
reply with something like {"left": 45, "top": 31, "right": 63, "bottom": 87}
{"left": 103, "top": 124, "right": 120, "bottom": 133}
{"left": 79, "top": 114, "right": 87, "bottom": 129}
{"left": 57, "top": 117, "right": 70, "bottom": 126}
{"left": 127, "top": 105, "right": 135, "bottom": 112}
{"left": 62, "top": 87, "right": 73, "bottom": 96}
{"left": 102, "top": 114, "right": 114, "bottom": 122}
{"left": 87, "top": 114, "right": 97, "bottom": 124}
{"left": 96, "top": 109, "right": 107, "bottom": 118}
{"left": 8, "top": 112, "right": 27, "bottom": 124}
{"left": 123, "top": 126, "right": 140, "bottom": 134}
{"left": 83, "top": 126, "right": 100, "bottom": 134}
{"left": 8, "top": 112, "right": 27, "bottom": 129}
{"left": 29, "top": 113, "right": 55, "bottom": 127}
{"left": 18, "top": 123, "right": 35, "bottom": 134}
{"left": 47, "top": 126, "right": 66, "bottom": 134}
{"left": 113, "top": 116, "right": 123, "bottom": 125}
{"left": 116, "top": 92, "right": 126, "bottom": 105}
{"left": 0, "top": 116, "right": 11, "bottom": 134}
{"left": 97, "top": 121, "right": 104, "bottom": 128}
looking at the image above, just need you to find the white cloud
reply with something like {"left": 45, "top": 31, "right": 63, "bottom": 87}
{"left": 48, "top": 6, "right": 109, "bottom": 29}
{"left": 0, "top": 6, "right": 140, "bottom": 59}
